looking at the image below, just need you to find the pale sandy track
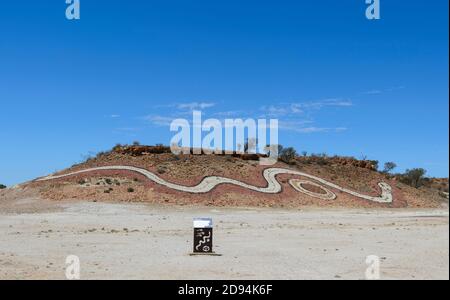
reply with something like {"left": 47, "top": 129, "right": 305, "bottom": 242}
{"left": 0, "top": 197, "right": 447, "bottom": 280}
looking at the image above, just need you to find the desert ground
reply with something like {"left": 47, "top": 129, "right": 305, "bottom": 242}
{"left": 0, "top": 195, "right": 448, "bottom": 280}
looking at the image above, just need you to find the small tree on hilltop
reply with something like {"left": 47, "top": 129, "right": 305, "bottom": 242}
{"left": 112, "top": 143, "right": 123, "bottom": 152}
{"left": 371, "top": 160, "right": 379, "bottom": 171}
{"left": 0, "top": 184, "right": 6, "bottom": 189}
{"left": 383, "top": 162, "right": 397, "bottom": 174}
{"left": 265, "top": 144, "right": 284, "bottom": 158}
{"left": 280, "top": 147, "right": 297, "bottom": 163}
{"left": 244, "top": 138, "right": 258, "bottom": 153}
{"left": 402, "top": 168, "right": 427, "bottom": 188}
{"left": 276, "top": 144, "right": 284, "bottom": 156}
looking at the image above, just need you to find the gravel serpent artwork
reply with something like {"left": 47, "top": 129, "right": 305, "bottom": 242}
{"left": 37, "top": 166, "right": 393, "bottom": 203}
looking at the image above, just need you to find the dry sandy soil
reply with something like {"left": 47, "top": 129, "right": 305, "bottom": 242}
{"left": 0, "top": 194, "right": 448, "bottom": 280}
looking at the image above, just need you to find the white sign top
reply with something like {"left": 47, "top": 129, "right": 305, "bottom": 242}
{"left": 193, "top": 218, "right": 213, "bottom": 228}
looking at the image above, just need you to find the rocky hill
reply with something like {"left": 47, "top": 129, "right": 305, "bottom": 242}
{"left": 2, "top": 145, "right": 448, "bottom": 209}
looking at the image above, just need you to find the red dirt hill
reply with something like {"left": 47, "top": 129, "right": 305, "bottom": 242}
{"left": 4, "top": 144, "right": 444, "bottom": 209}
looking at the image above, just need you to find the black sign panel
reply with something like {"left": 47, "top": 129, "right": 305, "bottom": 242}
{"left": 193, "top": 228, "right": 213, "bottom": 253}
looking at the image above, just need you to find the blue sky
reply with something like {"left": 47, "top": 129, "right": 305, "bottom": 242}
{"left": 0, "top": 0, "right": 448, "bottom": 186}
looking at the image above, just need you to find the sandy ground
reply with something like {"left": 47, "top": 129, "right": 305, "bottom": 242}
{"left": 0, "top": 197, "right": 448, "bottom": 280}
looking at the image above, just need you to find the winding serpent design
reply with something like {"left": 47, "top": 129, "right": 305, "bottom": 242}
{"left": 37, "top": 166, "right": 393, "bottom": 203}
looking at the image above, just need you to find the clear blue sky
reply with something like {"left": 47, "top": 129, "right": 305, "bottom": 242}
{"left": 0, "top": 0, "right": 448, "bottom": 186}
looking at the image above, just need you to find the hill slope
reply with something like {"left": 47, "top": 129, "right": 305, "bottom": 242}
{"left": 3, "top": 146, "right": 448, "bottom": 209}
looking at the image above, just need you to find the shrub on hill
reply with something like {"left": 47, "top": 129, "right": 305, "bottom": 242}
{"left": 399, "top": 168, "right": 427, "bottom": 188}
{"left": 279, "top": 147, "right": 297, "bottom": 164}
{"left": 383, "top": 162, "right": 397, "bottom": 174}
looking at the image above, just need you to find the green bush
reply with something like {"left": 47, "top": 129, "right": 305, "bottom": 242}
{"left": 400, "top": 168, "right": 427, "bottom": 188}
{"left": 370, "top": 160, "right": 379, "bottom": 171}
{"left": 383, "top": 162, "right": 397, "bottom": 174}
{"left": 279, "top": 147, "right": 297, "bottom": 163}
{"left": 112, "top": 143, "right": 123, "bottom": 152}
{"left": 264, "top": 144, "right": 283, "bottom": 158}
{"left": 0, "top": 184, "right": 6, "bottom": 189}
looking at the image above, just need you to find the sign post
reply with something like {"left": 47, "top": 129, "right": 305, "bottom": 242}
{"left": 193, "top": 218, "right": 213, "bottom": 253}
{"left": 191, "top": 218, "right": 220, "bottom": 256}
